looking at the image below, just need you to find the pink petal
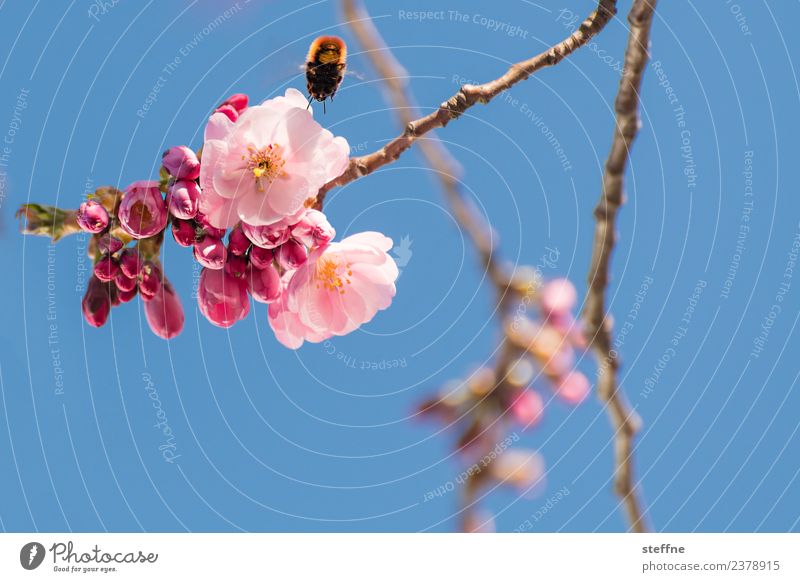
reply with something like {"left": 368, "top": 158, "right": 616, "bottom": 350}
{"left": 204, "top": 111, "right": 235, "bottom": 142}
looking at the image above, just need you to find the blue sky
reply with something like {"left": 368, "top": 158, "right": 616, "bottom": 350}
{"left": 0, "top": 0, "right": 798, "bottom": 532}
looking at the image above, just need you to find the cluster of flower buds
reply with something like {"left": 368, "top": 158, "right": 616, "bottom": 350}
{"left": 185, "top": 208, "right": 336, "bottom": 328}
{"left": 74, "top": 185, "right": 184, "bottom": 339}
{"left": 419, "top": 278, "right": 588, "bottom": 431}
{"left": 416, "top": 276, "right": 587, "bottom": 531}
{"left": 505, "top": 278, "right": 590, "bottom": 405}
{"left": 20, "top": 89, "right": 397, "bottom": 347}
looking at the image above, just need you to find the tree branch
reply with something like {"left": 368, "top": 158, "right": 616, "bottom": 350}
{"left": 341, "top": 0, "right": 631, "bottom": 533}
{"left": 582, "top": 0, "right": 658, "bottom": 533}
{"left": 318, "top": 0, "right": 618, "bottom": 206}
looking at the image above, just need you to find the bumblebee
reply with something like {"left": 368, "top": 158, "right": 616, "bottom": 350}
{"left": 305, "top": 36, "right": 347, "bottom": 112}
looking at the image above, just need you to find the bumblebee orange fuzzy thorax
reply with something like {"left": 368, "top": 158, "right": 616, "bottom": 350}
{"left": 306, "top": 36, "right": 347, "bottom": 64}
{"left": 306, "top": 36, "right": 347, "bottom": 109}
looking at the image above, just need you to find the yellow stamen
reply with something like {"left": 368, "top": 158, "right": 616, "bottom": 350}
{"left": 246, "top": 144, "right": 286, "bottom": 191}
{"left": 315, "top": 256, "right": 352, "bottom": 293}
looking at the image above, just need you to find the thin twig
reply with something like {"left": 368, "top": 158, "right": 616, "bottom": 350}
{"left": 319, "top": 0, "right": 618, "bottom": 206}
{"left": 582, "top": 0, "right": 658, "bottom": 533}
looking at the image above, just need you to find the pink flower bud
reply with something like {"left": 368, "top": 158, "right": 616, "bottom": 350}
{"left": 248, "top": 246, "right": 274, "bottom": 270}
{"left": 242, "top": 221, "right": 290, "bottom": 249}
{"left": 215, "top": 104, "right": 238, "bottom": 122}
{"left": 167, "top": 180, "right": 200, "bottom": 220}
{"left": 291, "top": 209, "right": 335, "bottom": 248}
{"left": 222, "top": 93, "right": 248, "bottom": 113}
{"left": 114, "top": 271, "right": 137, "bottom": 292}
{"left": 227, "top": 224, "right": 251, "bottom": 256}
{"left": 97, "top": 233, "right": 123, "bottom": 255}
{"left": 94, "top": 255, "right": 120, "bottom": 282}
{"left": 82, "top": 276, "right": 111, "bottom": 327}
{"left": 225, "top": 254, "right": 247, "bottom": 278}
{"left": 510, "top": 391, "right": 544, "bottom": 427}
{"left": 246, "top": 264, "right": 281, "bottom": 304}
{"left": 118, "top": 180, "right": 167, "bottom": 239}
{"left": 144, "top": 279, "right": 185, "bottom": 339}
{"left": 162, "top": 145, "right": 200, "bottom": 180}
{"left": 541, "top": 278, "right": 577, "bottom": 316}
{"left": 275, "top": 239, "right": 307, "bottom": 270}
{"left": 76, "top": 200, "right": 109, "bottom": 233}
{"left": 198, "top": 268, "right": 250, "bottom": 328}
{"left": 556, "top": 371, "right": 590, "bottom": 404}
{"left": 117, "top": 287, "right": 138, "bottom": 303}
{"left": 193, "top": 236, "right": 227, "bottom": 270}
{"left": 195, "top": 212, "right": 227, "bottom": 239}
{"left": 119, "top": 248, "right": 143, "bottom": 278}
{"left": 139, "top": 261, "right": 162, "bottom": 300}
{"left": 171, "top": 219, "right": 197, "bottom": 247}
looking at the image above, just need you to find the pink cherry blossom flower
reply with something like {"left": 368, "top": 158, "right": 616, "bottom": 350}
{"left": 489, "top": 449, "right": 546, "bottom": 492}
{"left": 268, "top": 232, "right": 399, "bottom": 348}
{"left": 118, "top": 180, "right": 168, "bottom": 239}
{"left": 541, "top": 278, "right": 577, "bottom": 316}
{"left": 268, "top": 280, "right": 327, "bottom": 349}
{"left": 199, "top": 88, "right": 349, "bottom": 228}
{"left": 144, "top": 279, "right": 185, "bottom": 339}
{"left": 197, "top": 268, "right": 250, "bottom": 328}
{"left": 510, "top": 390, "right": 544, "bottom": 427}
{"left": 556, "top": 371, "right": 590, "bottom": 404}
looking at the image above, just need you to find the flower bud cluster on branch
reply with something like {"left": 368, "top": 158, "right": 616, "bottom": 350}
{"left": 19, "top": 89, "right": 399, "bottom": 346}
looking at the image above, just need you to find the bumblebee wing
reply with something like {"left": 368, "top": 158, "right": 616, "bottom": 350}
{"left": 344, "top": 68, "right": 365, "bottom": 81}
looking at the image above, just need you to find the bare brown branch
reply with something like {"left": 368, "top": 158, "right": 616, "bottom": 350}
{"left": 319, "top": 0, "right": 618, "bottom": 207}
{"left": 582, "top": 0, "right": 658, "bottom": 533}
{"left": 342, "top": 0, "right": 635, "bottom": 533}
